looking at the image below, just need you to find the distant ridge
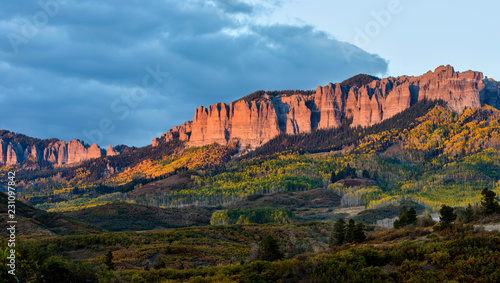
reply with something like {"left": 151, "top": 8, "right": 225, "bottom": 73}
{"left": 0, "top": 130, "right": 120, "bottom": 168}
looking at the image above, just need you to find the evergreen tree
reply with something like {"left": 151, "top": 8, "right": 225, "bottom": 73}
{"left": 354, "top": 223, "right": 367, "bottom": 243}
{"left": 346, "top": 164, "right": 357, "bottom": 178}
{"left": 393, "top": 219, "right": 400, "bottom": 229}
{"left": 330, "top": 218, "right": 346, "bottom": 247}
{"left": 259, "top": 235, "right": 283, "bottom": 262}
{"left": 439, "top": 205, "right": 457, "bottom": 226}
{"left": 407, "top": 207, "right": 418, "bottom": 225}
{"left": 362, "top": 169, "right": 370, "bottom": 179}
{"left": 345, "top": 219, "right": 356, "bottom": 243}
{"left": 481, "top": 188, "right": 500, "bottom": 215}
{"left": 40, "top": 257, "right": 72, "bottom": 283}
{"left": 336, "top": 169, "right": 345, "bottom": 180}
{"left": 104, "top": 250, "right": 114, "bottom": 270}
{"left": 464, "top": 204, "right": 474, "bottom": 223}
{"left": 394, "top": 206, "right": 409, "bottom": 228}
{"left": 331, "top": 171, "right": 337, "bottom": 183}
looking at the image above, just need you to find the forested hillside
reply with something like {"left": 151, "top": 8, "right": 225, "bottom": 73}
{"left": 5, "top": 101, "right": 500, "bottom": 216}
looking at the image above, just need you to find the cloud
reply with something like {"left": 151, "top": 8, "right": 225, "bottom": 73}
{"left": 0, "top": 0, "right": 388, "bottom": 147}
{"left": 215, "top": 0, "right": 254, "bottom": 14}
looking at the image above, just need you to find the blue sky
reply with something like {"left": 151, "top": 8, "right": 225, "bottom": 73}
{"left": 0, "top": 0, "right": 498, "bottom": 147}
{"left": 276, "top": 0, "right": 499, "bottom": 80}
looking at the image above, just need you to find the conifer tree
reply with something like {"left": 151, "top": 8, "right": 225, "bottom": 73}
{"left": 481, "top": 188, "right": 500, "bottom": 215}
{"left": 259, "top": 235, "right": 283, "bottom": 262}
{"left": 464, "top": 204, "right": 474, "bottom": 223}
{"left": 345, "top": 219, "right": 356, "bottom": 243}
{"left": 394, "top": 206, "right": 409, "bottom": 228}
{"left": 439, "top": 205, "right": 456, "bottom": 226}
{"left": 354, "top": 223, "right": 367, "bottom": 242}
{"left": 407, "top": 207, "right": 418, "bottom": 225}
{"left": 330, "top": 218, "right": 346, "bottom": 247}
{"left": 331, "top": 171, "right": 337, "bottom": 183}
{"left": 362, "top": 169, "right": 370, "bottom": 179}
{"left": 104, "top": 250, "right": 114, "bottom": 270}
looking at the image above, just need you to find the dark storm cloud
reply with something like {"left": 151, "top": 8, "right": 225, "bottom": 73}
{"left": 0, "top": 0, "right": 388, "bottom": 147}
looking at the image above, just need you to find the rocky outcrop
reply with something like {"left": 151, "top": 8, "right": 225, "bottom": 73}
{"left": 152, "top": 121, "right": 192, "bottom": 146}
{"left": 106, "top": 144, "right": 119, "bottom": 156}
{"left": 42, "top": 140, "right": 106, "bottom": 166}
{"left": 1, "top": 140, "right": 23, "bottom": 166}
{"left": 154, "top": 65, "right": 500, "bottom": 149}
{"left": 40, "top": 139, "right": 106, "bottom": 166}
{"left": 0, "top": 133, "right": 120, "bottom": 167}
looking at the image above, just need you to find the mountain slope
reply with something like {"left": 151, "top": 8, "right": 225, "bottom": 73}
{"left": 9, "top": 100, "right": 500, "bottom": 214}
{"left": 0, "top": 192, "right": 102, "bottom": 236}
{"left": 62, "top": 202, "right": 210, "bottom": 231}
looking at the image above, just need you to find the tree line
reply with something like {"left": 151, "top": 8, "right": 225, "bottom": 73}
{"left": 245, "top": 99, "right": 445, "bottom": 159}
{"left": 329, "top": 218, "right": 366, "bottom": 247}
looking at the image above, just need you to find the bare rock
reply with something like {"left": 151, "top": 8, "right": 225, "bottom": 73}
{"left": 152, "top": 65, "right": 500, "bottom": 151}
{"left": 106, "top": 145, "right": 119, "bottom": 156}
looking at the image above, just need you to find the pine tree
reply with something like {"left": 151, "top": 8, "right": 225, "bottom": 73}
{"left": 104, "top": 250, "right": 114, "bottom": 270}
{"left": 330, "top": 218, "right": 346, "bottom": 247}
{"left": 464, "top": 204, "right": 474, "bottom": 223}
{"left": 345, "top": 219, "right": 356, "bottom": 243}
{"left": 353, "top": 223, "right": 367, "bottom": 242}
{"left": 346, "top": 164, "right": 356, "bottom": 178}
{"left": 481, "top": 188, "right": 500, "bottom": 215}
{"left": 407, "top": 207, "right": 418, "bottom": 225}
{"left": 394, "top": 206, "right": 409, "bottom": 228}
{"left": 362, "top": 169, "right": 370, "bottom": 179}
{"left": 259, "top": 235, "right": 283, "bottom": 262}
{"left": 331, "top": 171, "right": 337, "bottom": 183}
{"left": 439, "top": 205, "right": 456, "bottom": 226}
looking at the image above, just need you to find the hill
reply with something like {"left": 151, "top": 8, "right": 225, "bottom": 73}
{"left": 0, "top": 192, "right": 102, "bottom": 237}
{"left": 4, "top": 221, "right": 500, "bottom": 282}
{"left": 62, "top": 202, "right": 210, "bottom": 232}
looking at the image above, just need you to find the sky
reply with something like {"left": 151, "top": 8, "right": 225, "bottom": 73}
{"left": 0, "top": 0, "right": 498, "bottom": 147}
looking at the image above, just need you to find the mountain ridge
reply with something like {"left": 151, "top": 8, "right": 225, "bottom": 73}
{"left": 153, "top": 65, "right": 500, "bottom": 149}
{"left": 0, "top": 130, "right": 120, "bottom": 168}
{"left": 2, "top": 65, "right": 499, "bottom": 168}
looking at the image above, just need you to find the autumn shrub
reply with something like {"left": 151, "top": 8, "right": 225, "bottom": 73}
{"left": 417, "top": 214, "right": 436, "bottom": 227}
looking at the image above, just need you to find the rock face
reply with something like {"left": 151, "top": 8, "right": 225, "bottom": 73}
{"left": 106, "top": 144, "right": 119, "bottom": 156}
{"left": 153, "top": 121, "right": 192, "bottom": 146}
{"left": 0, "top": 133, "right": 120, "bottom": 167}
{"left": 153, "top": 65, "right": 500, "bottom": 149}
{"left": 41, "top": 140, "right": 106, "bottom": 166}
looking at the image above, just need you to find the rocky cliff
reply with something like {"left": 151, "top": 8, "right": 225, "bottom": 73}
{"left": 0, "top": 131, "right": 119, "bottom": 167}
{"left": 154, "top": 65, "right": 500, "bottom": 149}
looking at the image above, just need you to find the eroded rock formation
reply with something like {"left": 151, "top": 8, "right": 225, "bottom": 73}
{"left": 0, "top": 135, "right": 119, "bottom": 167}
{"left": 153, "top": 65, "right": 500, "bottom": 149}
